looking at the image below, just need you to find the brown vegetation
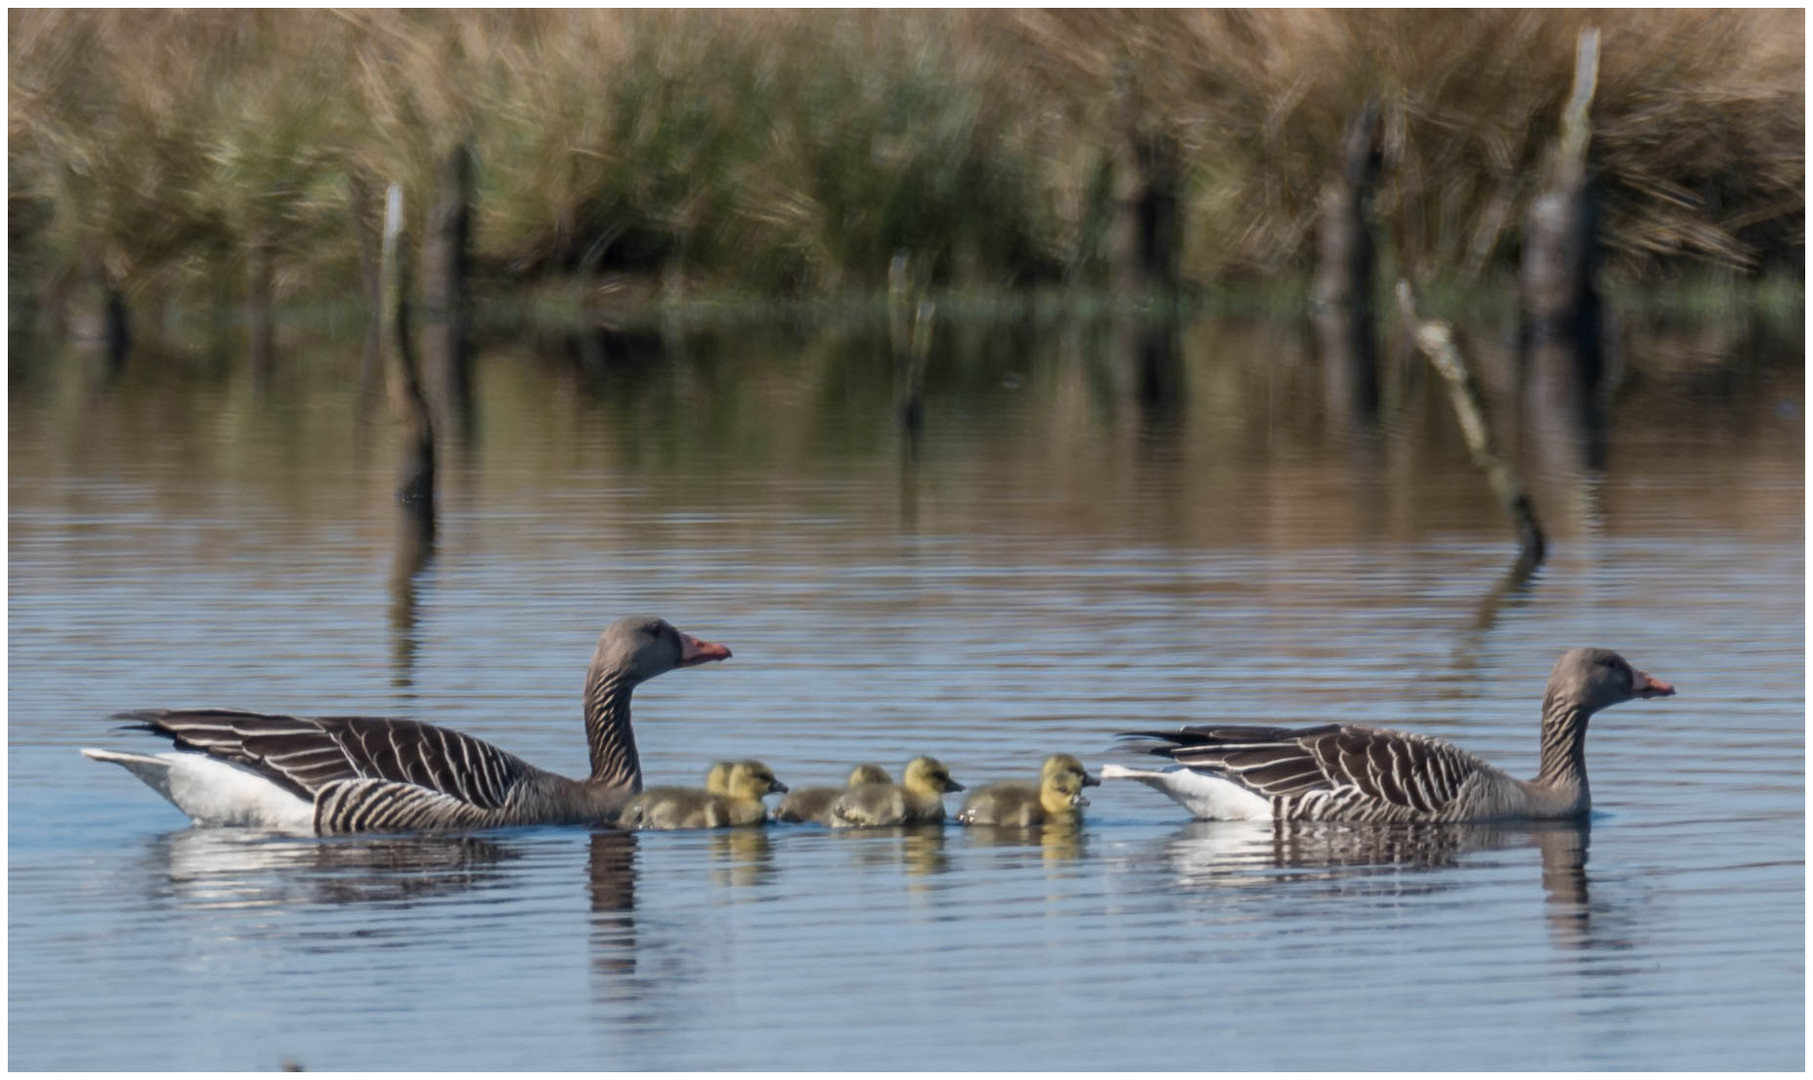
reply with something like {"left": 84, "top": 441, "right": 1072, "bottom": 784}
{"left": 8, "top": 9, "right": 1803, "bottom": 316}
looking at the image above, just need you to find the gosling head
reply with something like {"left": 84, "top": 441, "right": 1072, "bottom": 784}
{"left": 592, "top": 616, "right": 732, "bottom": 686}
{"left": 705, "top": 761, "right": 736, "bottom": 794}
{"left": 903, "top": 756, "right": 964, "bottom": 794}
{"left": 1040, "top": 753, "right": 1101, "bottom": 788}
{"left": 1040, "top": 769, "right": 1091, "bottom": 815}
{"left": 723, "top": 760, "right": 789, "bottom": 801}
{"left": 847, "top": 763, "right": 892, "bottom": 787}
{"left": 1546, "top": 647, "right": 1675, "bottom": 719}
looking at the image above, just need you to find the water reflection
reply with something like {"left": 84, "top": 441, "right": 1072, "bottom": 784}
{"left": 959, "top": 821, "right": 1088, "bottom": 864}
{"left": 587, "top": 829, "right": 638, "bottom": 985}
{"left": 831, "top": 825, "right": 951, "bottom": 879}
{"left": 142, "top": 829, "right": 520, "bottom": 910}
{"left": 707, "top": 828, "right": 776, "bottom": 889}
{"left": 1147, "top": 819, "right": 1599, "bottom": 949}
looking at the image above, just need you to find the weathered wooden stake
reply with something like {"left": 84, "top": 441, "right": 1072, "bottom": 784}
{"left": 246, "top": 236, "right": 275, "bottom": 389}
{"left": 1520, "top": 28, "right": 1604, "bottom": 462}
{"left": 1314, "top": 100, "right": 1382, "bottom": 418}
{"left": 890, "top": 253, "right": 932, "bottom": 436}
{"left": 1108, "top": 65, "right": 1180, "bottom": 301}
{"left": 349, "top": 171, "right": 383, "bottom": 394}
{"left": 380, "top": 183, "right": 436, "bottom": 524}
{"left": 422, "top": 140, "right": 474, "bottom": 441}
{"left": 1398, "top": 280, "right": 1545, "bottom": 569}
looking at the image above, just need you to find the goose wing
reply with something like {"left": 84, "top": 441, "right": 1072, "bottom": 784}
{"left": 116, "top": 708, "right": 530, "bottom": 811}
{"left": 1120, "top": 723, "right": 1487, "bottom": 815}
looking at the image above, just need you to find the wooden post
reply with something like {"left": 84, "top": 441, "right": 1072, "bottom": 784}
{"left": 1314, "top": 100, "right": 1382, "bottom": 419}
{"left": 422, "top": 140, "right": 474, "bottom": 442}
{"left": 1399, "top": 281, "right": 1545, "bottom": 571}
{"left": 380, "top": 183, "right": 436, "bottom": 523}
{"left": 349, "top": 171, "right": 383, "bottom": 395}
{"left": 101, "top": 283, "right": 130, "bottom": 375}
{"left": 890, "top": 252, "right": 931, "bottom": 437}
{"left": 246, "top": 235, "right": 275, "bottom": 390}
{"left": 1108, "top": 65, "right": 1180, "bottom": 301}
{"left": 1520, "top": 28, "right": 1604, "bottom": 465}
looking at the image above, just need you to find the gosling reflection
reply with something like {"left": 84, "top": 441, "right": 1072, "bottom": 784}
{"left": 144, "top": 828, "right": 519, "bottom": 910}
{"left": 1149, "top": 818, "right": 1596, "bottom": 949}
{"left": 707, "top": 827, "right": 775, "bottom": 889}
{"left": 961, "top": 820, "right": 1088, "bottom": 865}
{"left": 832, "top": 825, "right": 950, "bottom": 879}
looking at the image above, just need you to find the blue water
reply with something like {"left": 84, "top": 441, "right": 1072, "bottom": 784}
{"left": 9, "top": 322, "right": 1804, "bottom": 1069}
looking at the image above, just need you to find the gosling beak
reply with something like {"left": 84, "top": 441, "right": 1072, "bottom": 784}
{"left": 1081, "top": 771, "right": 1102, "bottom": 787}
{"left": 769, "top": 779, "right": 789, "bottom": 794}
{"left": 1632, "top": 669, "right": 1676, "bottom": 699}
{"left": 947, "top": 781, "right": 966, "bottom": 793}
{"left": 678, "top": 631, "right": 732, "bottom": 667}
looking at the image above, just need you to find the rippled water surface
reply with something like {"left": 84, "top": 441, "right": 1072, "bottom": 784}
{"left": 10, "top": 316, "right": 1804, "bottom": 1069}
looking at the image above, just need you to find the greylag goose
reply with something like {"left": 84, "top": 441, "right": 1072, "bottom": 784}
{"left": 80, "top": 616, "right": 731, "bottom": 834}
{"left": 618, "top": 760, "right": 787, "bottom": 830}
{"left": 828, "top": 756, "right": 964, "bottom": 827}
{"left": 955, "top": 753, "right": 1100, "bottom": 826}
{"left": 1104, "top": 647, "right": 1674, "bottom": 823}
{"left": 770, "top": 763, "right": 893, "bottom": 824}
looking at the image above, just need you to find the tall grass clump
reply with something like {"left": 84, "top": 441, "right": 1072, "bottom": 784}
{"left": 8, "top": 9, "right": 1802, "bottom": 325}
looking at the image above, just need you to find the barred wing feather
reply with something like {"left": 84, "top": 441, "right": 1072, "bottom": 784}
{"left": 115, "top": 708, "right": 530, "bottom": 811}
{"left": 1122, "top": 723, "right": 1488, "bottom": 815}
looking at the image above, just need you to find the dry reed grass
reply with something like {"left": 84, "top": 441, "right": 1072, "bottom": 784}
{"left": 8, "top": 9, "right": 1802, "bottom": 313}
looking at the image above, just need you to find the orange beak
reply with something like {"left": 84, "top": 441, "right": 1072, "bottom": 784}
{"left": 1633, "top": 669, "right": 1675, "bottom": 698}
{"left": 678, "top": 632, "right": 732, "bottom": 667}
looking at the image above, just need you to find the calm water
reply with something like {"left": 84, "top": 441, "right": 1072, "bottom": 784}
{"left": 9, "top": 315, "right": 1804, "bottom": 1069}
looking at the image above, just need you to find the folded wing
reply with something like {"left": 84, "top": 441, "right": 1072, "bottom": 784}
{"left": 1120, "top": 722, "right": 1486, "bottom": 815}
{"left": 116, "top": 708, "right": 530, "bottom": 811}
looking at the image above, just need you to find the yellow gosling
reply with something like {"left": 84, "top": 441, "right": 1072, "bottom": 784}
{"left": 620, "top": 760, "right": 788, "bottom": 830}
{"left": 770, "top": 763, "right": 893, "bottom": 824}
{"left": 829, "top": 756, "right": 964, "bottom": 828}
{"left": 955, "top": 753, "right": 1102, "bottom": 826}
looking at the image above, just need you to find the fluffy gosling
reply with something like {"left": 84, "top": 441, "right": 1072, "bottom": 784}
{"left": 829, "top": 756, "right": 964, "bottom": 827}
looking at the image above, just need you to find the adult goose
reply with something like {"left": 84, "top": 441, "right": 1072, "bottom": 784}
{"left": 1103, "top": 647, "right": 1674, "bottom": 823}
{"left": 81, "top": 616, "right": 731, "bottom": 834}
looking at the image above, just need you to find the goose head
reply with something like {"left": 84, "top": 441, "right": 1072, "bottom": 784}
{"left": 847, "top": 763, "right": 892, "bottom": 787}
{"left": 1040, "top": 753, "right": 1101, "bottom": 788}
{"left": 592, "top": 616, "right": 732, "bottom": 685}
{"left": 902, "top": 756, "right": 964, "bottom": 795}
{"left": 723, "top": 760, "right": 788, "bottom": 801}
{"left": 1547, "top": 647, "right": 1675, "bottom": 717}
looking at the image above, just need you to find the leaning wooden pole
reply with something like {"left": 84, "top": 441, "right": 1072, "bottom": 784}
{"left": 1397, "top": 281, "right": 1545, "bottom": 569}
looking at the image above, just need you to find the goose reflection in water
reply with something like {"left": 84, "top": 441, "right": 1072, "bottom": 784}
{"left": 142, "top": 829, "right": 522, "bottom": 911}
{"left": 1146, "top": 818, "right": 1603, "bottom": 950}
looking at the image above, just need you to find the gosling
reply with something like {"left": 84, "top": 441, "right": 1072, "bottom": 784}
{"left": 771, "top": 763, "right": 894, "bottom": 824}
{"left": 954, "top": 753, "right": 1100, "bottom": 827}
{"left": 619, "top": 760, "right": 788, "bottom": 830}
{"left": 829, "top": 756, "right": 965, "bottom": 827}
